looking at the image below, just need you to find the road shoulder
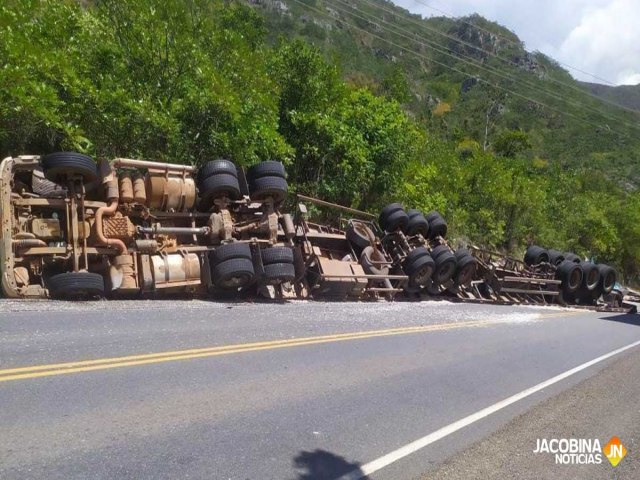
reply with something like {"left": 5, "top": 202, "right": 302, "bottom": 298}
{"left": 424, "top": 346, "right": 640, "bottom": 480}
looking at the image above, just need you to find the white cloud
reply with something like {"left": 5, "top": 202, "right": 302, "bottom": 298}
{"left": 392, "top": 0, "right": 640, "bottom": 85}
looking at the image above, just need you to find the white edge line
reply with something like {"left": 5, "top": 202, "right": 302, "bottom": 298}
{"left": 337, "top": 339, "right": 640, "bottom": 480}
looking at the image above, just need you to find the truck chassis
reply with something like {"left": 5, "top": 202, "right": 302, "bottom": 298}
{"left": 0, "top": 153, "right": 634, "bottom": 314}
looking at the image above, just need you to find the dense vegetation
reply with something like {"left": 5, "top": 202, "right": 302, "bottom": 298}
{"left": 580, "top": 81, "right": 640, "bottom": 112}
{"left": 0, "top": 0, "right": 639, "bottom": 285}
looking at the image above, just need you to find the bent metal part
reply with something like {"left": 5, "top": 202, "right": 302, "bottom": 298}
{"left": 0, "top": 153, "right": 634, "bottom": 313}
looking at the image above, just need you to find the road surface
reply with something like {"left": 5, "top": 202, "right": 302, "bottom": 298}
{"left": 0, "top": 299, "right": 638, "bottom": 479}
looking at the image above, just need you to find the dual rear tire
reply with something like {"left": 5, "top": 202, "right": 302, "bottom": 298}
{"left": 197, "top": 160, "right": 288, "bottom": 209}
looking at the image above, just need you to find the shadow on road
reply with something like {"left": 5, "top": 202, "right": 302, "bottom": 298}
{"left": 599, "top": 313, "right": 640, "bottom": 326}
{"left": 292, "top": 449, "right": 369, "bottom": 480}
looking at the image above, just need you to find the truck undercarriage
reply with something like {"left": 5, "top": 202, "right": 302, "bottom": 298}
{"left": 0, "top": 153, "right": 634, "bottom": 313}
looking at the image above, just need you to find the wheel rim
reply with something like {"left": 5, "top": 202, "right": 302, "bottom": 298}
{"left": 412, "top": 264, "right": 434, "bottom": 286}
{"left": 436, "top": 261, "right": 455, "bottom": 284}
{"left": 456, "top": 264, "right": 476, "bottom": 284}
{"left": 603, "top": 272, "right": 615, "bottom": 291}
{"left": 568, "top": 268, "right": 582, "bottom": 290}
{"left": 219, "top": 273, "right": 253, "bottom": 288}
{"left": 586, "top": 269, "right": 599, "bottom": 289}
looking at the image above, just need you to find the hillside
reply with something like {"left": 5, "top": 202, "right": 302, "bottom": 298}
{"left": 248, "top": 0, "right": 640, "bottom": 189}
{"left": 579, "top": 81, "right": 640, "bottom": 112}
{"left": 1, "top": 0, "right": 638, "bottom": 283}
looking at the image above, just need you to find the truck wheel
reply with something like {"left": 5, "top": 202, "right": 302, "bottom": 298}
{"left": 212, "top": 258, "right": 255, "bottom": 288}
{"left": 247, "top": 161, "right": 286, "bottom": 182}
{"left": 210, "top": 243, "right": 252, "bottom": 266}
{"left": 42, "top": 152, "right": 98, "bottom": 184}
{"left": 249, "top": 176, "right": 288, "bottom": 203}
{"left": 455, "top": 248, "right": 472, "bottom": 261}
{"left": 406, "top": 208, "right": 422, "bottom": 219}
{"left": 379, "top": 203, "right": 404, "bottom": 228}
{"left": 200, "top": 173, "right": 241, "bottom": 203}
{"left": 454, "top": 254, "right": 477, "bottom": 285}
{"left": 430, "top": 244, "right": 451, "bottom": 260}
{"left": 198, "top": 159, "right": 238, "bottom": 183}
{"left": 404, "top": 246, "right": 429, "bottom": 266}
{"left": 360, "top": 246, "right": 389, "bottom": 276}
{"left": 346, "top": 222, "right": 374, "bottom": 251}
{"left": 597, "top": 264, "right": 616, "bottom": 294}
{"left": 47, "top": 272, "right": 105, "bottom": 300}
{"left": 261, "top": 246, "right": 294, "bottom": 265}
{"left": 580, "top": 262, "right": 599, "bottom": 291}
{"left": 427, "top": 215, "right": 447, "bottom": 239}
{"left": 556, "top": 260, "right": 583, "bottom": 294}
{"left": 563, "top": 252, "right": 581, "bottom": 264}
{"left": 263, "top": 263, "right": 296, "bottom": 285}
{"left": 382, "top": 209, "right": 409, "bottom": 232}
{"left": 405, "top": 214, "right": 429, "bottom": 237}
{"left": 524, "top": 246, "right": 549, "bottom": 266}
{"left": 547, "top": 249, "right": 565, "bottom": 266}
{"left": 404, "top": 253, "right": 435, "bottom": 286}
{"left": 434, "top": 251, "right": 456, "bottom": 285}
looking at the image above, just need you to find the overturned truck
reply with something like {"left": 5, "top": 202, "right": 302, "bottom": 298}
{"left": 0, "top": 153, "right": 633, "bottom": 312}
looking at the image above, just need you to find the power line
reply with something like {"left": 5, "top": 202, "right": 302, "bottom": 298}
{"left": 407, "top": 0, "right": 618, "bottom": 86}
{"left": 325, "top": 0, "right": 640, "bottom": 133}
{"left": 354, "top": 0, "right": 640, "bottom": 116}
{"left": 288, "top": 0, "right": 632, "bottom": 140}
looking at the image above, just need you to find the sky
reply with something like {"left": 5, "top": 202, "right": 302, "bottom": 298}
{"left": 392, "top": 0, "right": 640, "bottom": 86}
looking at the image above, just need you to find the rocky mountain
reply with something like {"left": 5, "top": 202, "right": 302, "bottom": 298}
{"left": 579, "top": 81, "right": 640, "bottom": 112}
{"left": 247, "top": 0, "right": 640, "bottom": 189}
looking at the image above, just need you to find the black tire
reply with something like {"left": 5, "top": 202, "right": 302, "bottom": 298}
{"left": 427, "top": 216, "right": 447, "bottom": 239}
{"left": 262, "top": 262, "right": 295, "bottom": 284}
{"left": 346, "top": 222, "right": 374, "bottom": 250}
{"left": 425, "top": 211, "right": 443, "bottom": 223}
{"left": 524, "top": 245, "right": 549, "bottom": 266}
{"left": 42, "top": 152, "right": 98, "bottom": 184}
{"left": 556, "top": 260, "right": 583, "bottom": 294}
{"left": 379, "top": 203, "right": 404, "bottom": 227}
{"left": 261, "top": 246, "right": 294, "bottom": 265}
{"left": 360, "top": 246, "right": 388, "bottom": 276}
{"left": 597, "top": 264, "right": 616, "bottom": 294}
{"left": 32, "top": 168, "right": 67, "bottom": 198}
{"left": 249, "top": 176, "right": 288, "bottom": 203}
{"left": 247, "top": 161, "right": 286, "bottom": 182}
{"left": 454, "top": 248, "right": 471, "bottom": 261}
{"left": 404, "top": 254, "right": 435, "bottom": 287}
{"left": 200, "top": 173, "right": 241, "bottom": 201}
{"left": 382, "top": 209, "right": 409, "bottom": 232}
{"left": 198, "top": 159, "right": 237, "bottom": 183}
{"left": 210, "top": 242, "right": 252, "bottom": 266}
{"left": 212, "top": 258, "right": 255, "bottom": 289}
{"left": 47, "top": 272, "right": 105, "bottom": 300}
{"left": 563, "top": 252, "right": 581, "bottom": 264}
{"left": 434, "top": 251, "right": 456, "bottom": 285}
{"left": 404, "top": 246, "right": 429, "bottom": 266}
{"left": 454, "top": 254, "right": 477, "bottom": 285}
{"left": 575, "top": 284, "right": 603, "bottom": 306}
{"left": 547, "top": 249, "right": 565, "bottom": 266}
{"left": 405, "top": 214, "right": 429, "bottom": 237}
{"left": 580, "top": 262, "right": 599, "bottom": 291}
{"left": 406, "top": 208, "right": 422, "bottom": 219}
{"left": 430, "top": 244, "right": 451, "bottom": 260}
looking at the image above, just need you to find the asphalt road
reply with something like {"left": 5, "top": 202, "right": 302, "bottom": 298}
{"left": 0, "top": 299, "right": 639, "bottom": 479}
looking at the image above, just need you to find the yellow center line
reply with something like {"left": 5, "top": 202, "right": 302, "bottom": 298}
{"left": 0, "top": 311, "right": 578, "bottom": 383}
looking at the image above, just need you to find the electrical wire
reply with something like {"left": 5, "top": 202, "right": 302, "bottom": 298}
{"left": 288, "top": 0, "right": 633, "bottom": 140}
{"left": 354, "top": 0, "right": 640, "bottom": 115}
{"left": 327, "top": 0, "right": 640, "bottom": 130}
